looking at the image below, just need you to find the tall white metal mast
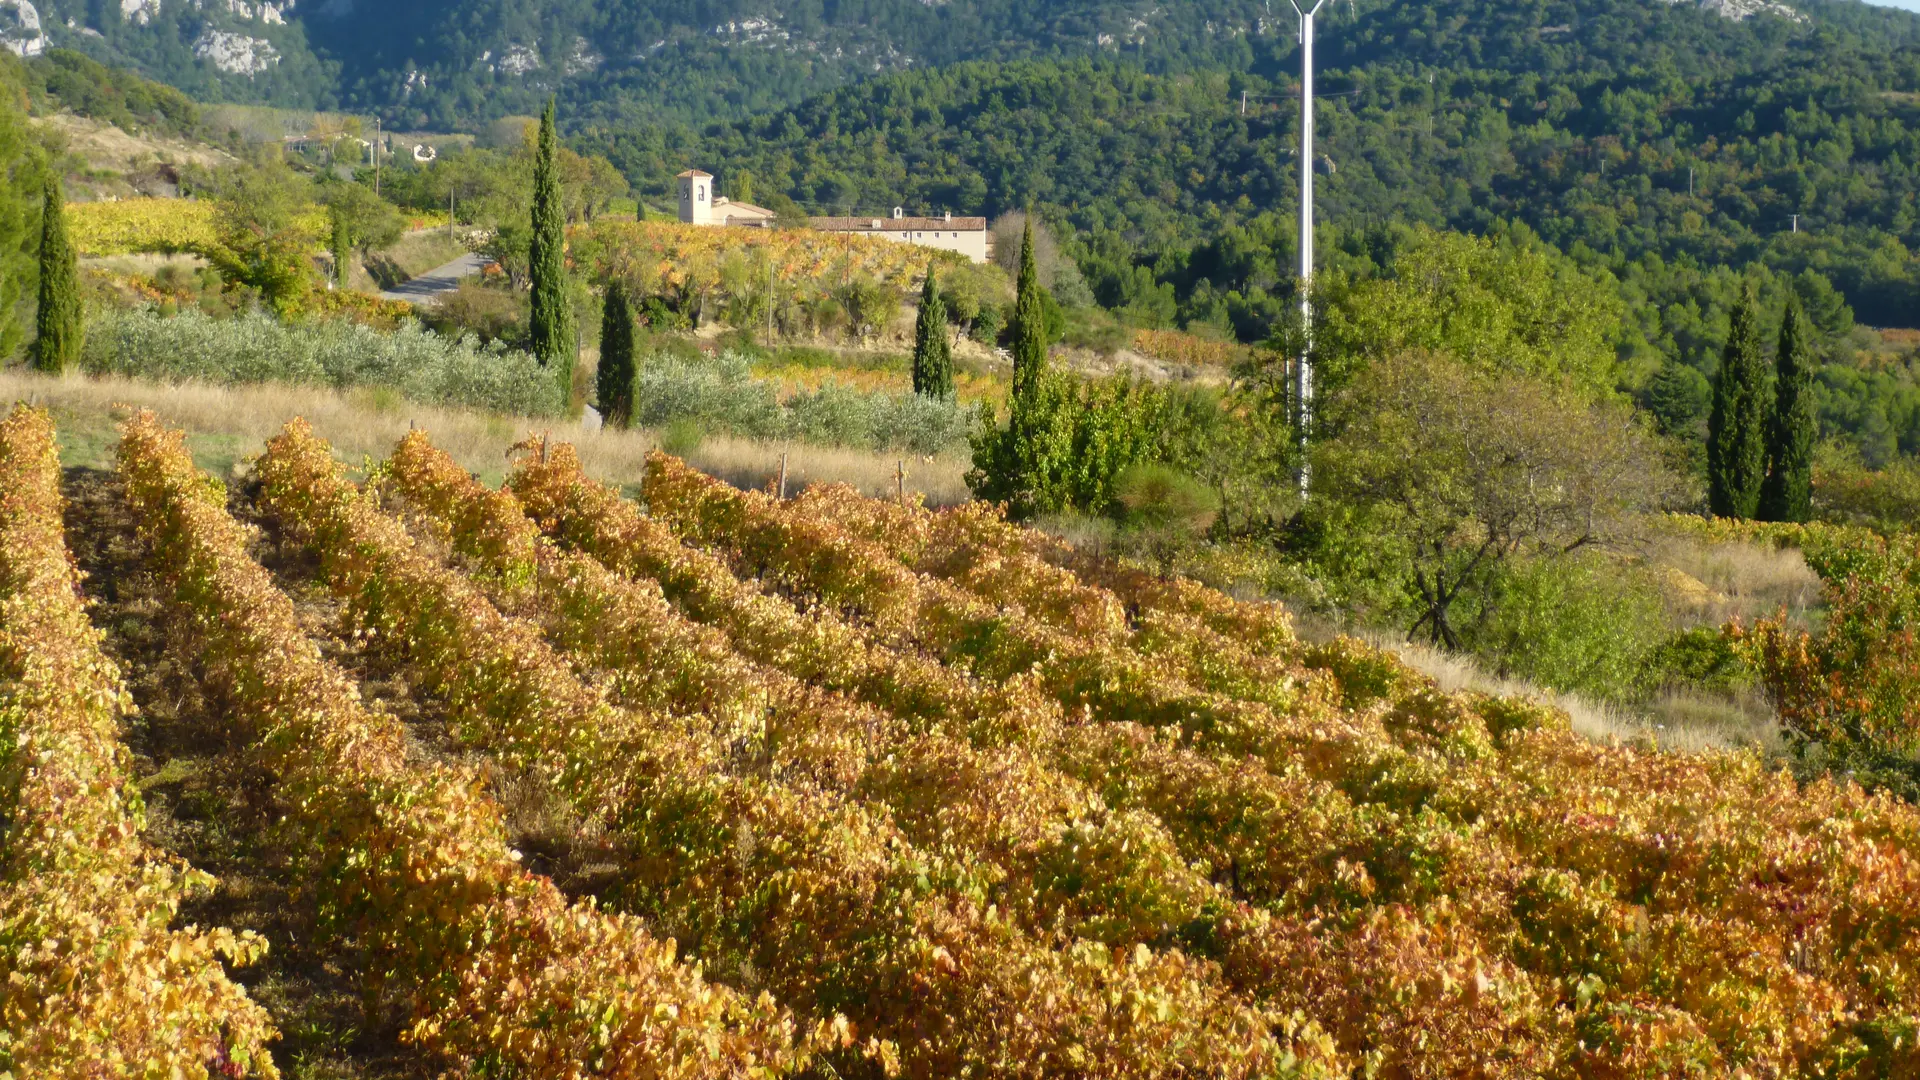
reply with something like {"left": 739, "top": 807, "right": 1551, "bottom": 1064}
{"left": 1289, "top": 0, "right": 1327, "bottom": 496}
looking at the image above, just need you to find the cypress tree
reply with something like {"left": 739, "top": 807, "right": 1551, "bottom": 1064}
{"left": 597, "top": 280, "right": 636, "bottom": 428}
{"left": 911, "top": 262, "right": 953, "bottom": 399}
{"left": 528, "top": 98, "right": 575, "bottom": 386}
{"left": 31, "top": 175, "right": 82, "bottom": 374}
{"left": 1009, "top": 217, "right": 1047, "bottom": 405}
{"left": 1759, "top": 301, "right": 1816, "bottom": 523}
{"left": 1707, "top": 289, "right": 1769, "bottom": 519}
{"left": 969, "top": 219, "right": 1079, "bottom": 519}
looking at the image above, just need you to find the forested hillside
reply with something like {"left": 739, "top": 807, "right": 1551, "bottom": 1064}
{"left": 582, "top": 1, "right": 1920, "bottom": 328}
{"left": 14, "top": 0, "right": 1286, "bottom": 126}
{"left": 21, "top": 0, "right": 1920, "bottom": 334}
{"left": 16, "top": 0, "right": 1919, "bottom": 135}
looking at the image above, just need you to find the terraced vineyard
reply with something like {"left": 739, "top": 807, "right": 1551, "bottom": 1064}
{"left": 7, "top": 402, "right": 1920, "bottom": 1078}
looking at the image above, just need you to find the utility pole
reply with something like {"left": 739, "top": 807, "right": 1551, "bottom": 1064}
{"left": 1289, "top": 0, "right": 1328, "bottom": 497}
{"left": 1791, "top": 213, "right": 1799, "bottom": 233}
{"left": 1688, "top": 166, "right": 1694, "bottom": 197}
{"left": 373, "top": 117, "right": 382, "bottom": 197}
{"left": 1241, "top": 89, "right": 1249, "bottom": 116}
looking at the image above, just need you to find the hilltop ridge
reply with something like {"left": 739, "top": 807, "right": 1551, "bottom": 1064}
{"left": 6, "top": 0, "right": 1918, "bottom": 128}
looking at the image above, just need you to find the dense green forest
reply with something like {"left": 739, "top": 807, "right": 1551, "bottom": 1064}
{"left": 556, "top": 0, "right": 1920, "bottom": 460}
{"left": 583, "top": 24, "right": 1920, "bottom": 323}
{"left": 14, "top": 48, "right": 201, "bottom": 140}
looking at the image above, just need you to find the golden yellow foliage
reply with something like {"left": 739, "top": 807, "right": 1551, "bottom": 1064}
{"left": 66, "top": 197, "right": 327, "bottom": 257}
{"left": 1130, "top": 327, "right": 1243, "bottom": 368}
{"left": 573, "top": 219, "right": 964, "bottom": 295}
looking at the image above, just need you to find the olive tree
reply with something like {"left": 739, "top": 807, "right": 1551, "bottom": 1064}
{"left": 1312, "top": 351, "right": 1676, "bottom": 649}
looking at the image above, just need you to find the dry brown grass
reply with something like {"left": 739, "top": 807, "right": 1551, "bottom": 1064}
{"left": 384, "top": 229, "right": 472, "bottom": 280}
{"left": 1369, "top": 634, "right": 1782, "bottom": 755}
{"left": 1647, "top": 535, "right": 1822, "bottom": 629}
{"left": 81, "top": 252, "right": 210, "bottom": 277}
{"left": 0, "top": 369, "right": 972, "bottom": 504}
{"left": 1284, "top": 611, "right": 1782, "bottom": 756}
{"left": 37, "top": 113, "right": 236, "bottom": 174}
{"left": 1642, "top": 686, "right": 1782, "bottom": 754}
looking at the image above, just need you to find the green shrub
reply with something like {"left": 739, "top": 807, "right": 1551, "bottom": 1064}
{"left": 970, "top": 304, "right": 1005, "bottom": 345}
{"left": 631, "top": 350, "right": 975, "bottom": 455}
{"left": 1649, "top": 626, "right": 1748, "bottom": 694}
{"left": 1114, "top": 463, "right": 1219, "bottom": 573}
{"left": 639, "top": 294, "right": 691, "bottom": 331}
{"left": 660, "top": 417, "right": 706, "bottom": 456}
{"left": 1060, "top": 306, "right": 1129, "bottom": 354}
{"left": 788, "top": 382, "right": 971, "bottom": 455}
{"left": 1466, "top": 553, "right": 1670, "bottom": 703}
{"left": 967, "top": 370, "right": 1164, "bottom": 519}
{"left": 421, "top": 280, "right": 528, "bottom": 347}
{"left": 83, "top": 307, "right": 565, "bottom": 416}
{"left": 1812, "top": 446, "right": 1920, "bottom": 533}
{"left": 631, "top": 351, "right": 785, "bottom": 437}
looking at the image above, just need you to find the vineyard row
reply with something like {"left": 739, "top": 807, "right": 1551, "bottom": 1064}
{"left": 257, "top": 421, "right": 1313, "bottom": 1080}
{"left": 117, "top": 411, "right": 822, "bottom": 1079}
{"left": 0, "top": 405, "right": 278, "bottom": 1079}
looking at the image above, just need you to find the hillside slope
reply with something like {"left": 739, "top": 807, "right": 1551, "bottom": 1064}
{"left": 569, "top": 0, "right": 1920, "bottom": 326}
{"left": 12, "top": 0, "right": 1918, "bottom": 129}
{"left": 11, "top": 0, "right": 1287, "bottom": 126}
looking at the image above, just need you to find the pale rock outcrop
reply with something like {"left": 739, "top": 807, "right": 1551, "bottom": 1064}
{"left": 1663, "top": 0, "right": 1806, "bottom": 21}
{"left": 564, "top": 36, "right": 601, "bottom": 75}
{"left": 0, "top": 0, "right": 47, "bottom": 58}
{"left": 496, "top": 42, "right": 538, "bottom": 75}
{"left": 121, "top": 0, "right": 161, "bottom": 27}
{"left": 195, "top": 28, "right": 280, "bottom": 74}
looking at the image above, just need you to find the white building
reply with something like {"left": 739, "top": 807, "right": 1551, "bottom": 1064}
{"left": 810, "top": 208, "right": 991, "bottom": 264}
{"left": 676, "top": 169, "right": 777, "bottom": 227}
{"left": 676, "top": 170, "right": 988, "bottom": 264}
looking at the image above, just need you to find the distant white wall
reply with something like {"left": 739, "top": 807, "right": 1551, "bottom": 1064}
{"left": 864, "top": 227, "right": 989, "bottom": 263}
{"left": 810, "top": 215, "right": 991, "bottom": 263}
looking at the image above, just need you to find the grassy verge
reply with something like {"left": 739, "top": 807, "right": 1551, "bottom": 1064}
{"left": 384, "top": 229, "right": 470, "bottom": 279}
{"left": 2, "top": 369, "right": 973, "bottom": 504}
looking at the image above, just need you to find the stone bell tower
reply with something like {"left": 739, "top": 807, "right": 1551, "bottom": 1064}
{"left": 677, "top": 169, "right": 714, "bottom": 225}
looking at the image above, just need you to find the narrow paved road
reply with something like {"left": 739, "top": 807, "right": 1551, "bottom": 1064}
{"left": 379, "top": 252, "right": 492, "bottom": 304}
